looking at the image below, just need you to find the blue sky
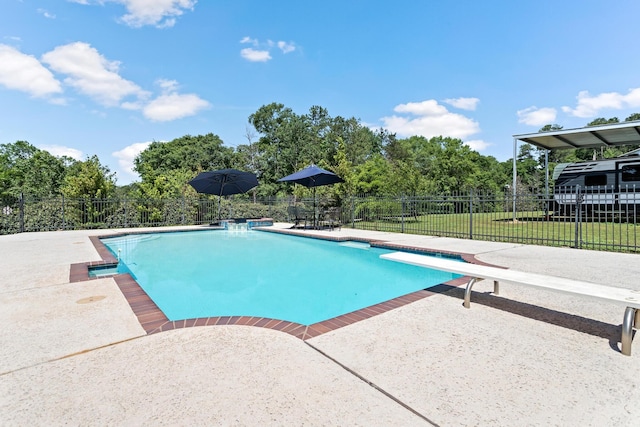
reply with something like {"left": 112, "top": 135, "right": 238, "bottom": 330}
{"left": 1, "top": 0, "right": 639, "bottom": 184}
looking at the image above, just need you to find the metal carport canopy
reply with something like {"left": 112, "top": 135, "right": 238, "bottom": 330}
{"left": 508, "top": 121, "right": 640, "bottom": 221}
{"left": 513, "top": 120, "right": 640, "bottom": 151}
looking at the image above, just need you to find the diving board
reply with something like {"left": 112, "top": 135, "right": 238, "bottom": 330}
{"left": 380, "top": 251, "right": 640, "bottom": 356}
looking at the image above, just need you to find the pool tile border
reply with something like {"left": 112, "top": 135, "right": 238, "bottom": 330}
{"left": 71, "top": 228, "right": 497, "bottom": 340}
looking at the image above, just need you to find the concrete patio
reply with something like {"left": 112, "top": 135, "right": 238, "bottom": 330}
{"left": 1, "top": 225, "right": 640, "bottom": 426}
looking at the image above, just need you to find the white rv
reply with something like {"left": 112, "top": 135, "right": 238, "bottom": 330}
{"left": 552, "top": 151, "right": 640, "bottom": 215}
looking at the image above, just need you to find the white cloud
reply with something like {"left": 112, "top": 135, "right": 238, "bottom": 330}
{"left": 394, "top": 100, "right": 448, "bottom": 116}
{"left": 240, "top": 36, "right": 258, "bottom": 46}
{"left": 37, "top": 9, "right": 56, "bottom": 19}
{"left": 240, "top": 48, "right": 271, "bottom": 62}
{"left": 112, "top": 141, "right": 151, "bottom": 182}
{"left": 38, "top": 145, "right": 83, "bottom": 160}
{"left": 73, "top": 0, "right": 196, "bottom": 28}
{"left": 121, "top": 0, "right": 196, "bottom": 28}
{"left": 156, "top": 78, "right": 179, "bottom": 92}
{"left": 0, "top": 44, "right": 63, "bottom": 98}
{"left": 277, "top": 41, "right": 295, "bottom": 54}
{"left": 517, "top": 106, "right": 557, "bottom": 126}
{"left": 120, "top": 101, "right": 143, "bottom": 110}
{"left": 41, "top": 42, "right": 148, "bottom": 107}
{"left": 464, "top": 139, "right": 491, "bottom": 151}
{"left": 239, "top": 37, "right": 296, "bottom": 62}
{"left": 143, "top": 80, "right": 210, "bottom": 121}
{"left": 562, "top": 88, "right": 640, "bottom": 118}
{"left": 443, "top": 97, "right": 479, "bottom": 111}
{"left": 381, "top": 100, "right": 480, "bottom": 139}
{"left": 143, "top": 93, "right": 209, "bottom": 121}
{"left": 3, "top": 42, "right": 209, "bottom": 122}
{"left": 49, "top": 97, "right": 68, "bottom": 106}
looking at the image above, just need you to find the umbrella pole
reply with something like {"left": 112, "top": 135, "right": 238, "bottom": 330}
{"left": 218, "top": 179, "right": 225, "bottom": 221}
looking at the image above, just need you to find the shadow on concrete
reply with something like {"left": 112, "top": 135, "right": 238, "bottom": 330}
{"left": 428, "top": 283, "right": 625, "bottom": 353}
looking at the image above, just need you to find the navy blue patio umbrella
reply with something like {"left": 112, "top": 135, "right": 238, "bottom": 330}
{"left": 278, "top": 164, "right": 344, "bottom": 226}
{"left": 189, "top": 169, "right": 258, "bottom": 219}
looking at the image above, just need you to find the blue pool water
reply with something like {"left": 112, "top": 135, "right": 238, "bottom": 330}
{"left": 101, "top": 230, "right": 461, "bottom": 325}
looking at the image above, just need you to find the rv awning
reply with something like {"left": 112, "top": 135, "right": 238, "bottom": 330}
{"left": 513, "top": 121, "right": 640, "bottom": 151}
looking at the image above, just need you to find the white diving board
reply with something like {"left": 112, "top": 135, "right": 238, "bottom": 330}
{"left": 380, "top": 251, "right": 640, "bottom": 356}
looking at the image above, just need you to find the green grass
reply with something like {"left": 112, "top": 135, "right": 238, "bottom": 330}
{"left": 347, "top": 211, "right": 640, "bottom": 252}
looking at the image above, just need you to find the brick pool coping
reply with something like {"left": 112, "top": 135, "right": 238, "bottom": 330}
{"left": 70, "top": 228, "right": 499, "bottom": 340}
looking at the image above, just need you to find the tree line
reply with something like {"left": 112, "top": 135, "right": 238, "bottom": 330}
{"left": 2, "top": 103, "right": 639, "bottom": 202}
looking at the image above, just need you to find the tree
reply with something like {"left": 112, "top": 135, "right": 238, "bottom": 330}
{"left": 249, "top": 103, "right": 390, "bottom": 196}
{"left": 134, "top": 134, "right": 235, "bottom": 184}
{"left": 306, "top": 105, "right": 334, "bottom": 164}
{"left": 381, "top": 135, "right": 430, "bottom": 195}
{"left": 383, "top": 134, "right": 413, "bottom": 164}
{"left": 249, "top": 103, "right": 311, "bottom": 188}
{"left": 61, "top": 155, "right": 116, "bottom": 199}
{"left": 236, "top": 125, "right": 260, "bottom": 174}
{"left": 0, "top": 141, "right": 66, "bottom": 198}
{"left": 625, "top": 113, "right": 640, "bottom": 122}
{"left": 384, "top": 159, "right": 426, "bottom": 196}
{"left": 539, "top": 124, "right": 563, "bottom": 132}
{"left": 353, "top": 154, "right": 389, "bottom": 195}
{"left": 233, "top": 126, "right": 264, "bottom": 200}
{"left": 424, "top": 137, "right": 481, "bottom": 193}
{"left": 405, "top": 136, "right": 439, "bottom": 177}
{"left": 587, "top": 117, "right": 619, "bottom": 126}
{"left": 515, "top": 143, "right": 543, "bottom": 190}
{"left": 473, "top": 155, "right": 507, "bottom": 193}
{"left": 328, "top": 117, "right": 382, "bottom": 165}
{"left": 331, "top": 137, "right": 356, "bottom": 201}
{"left": 134, "top": 169, "right": 197, "bottom": 199}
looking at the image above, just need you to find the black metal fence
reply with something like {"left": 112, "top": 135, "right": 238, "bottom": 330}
{"left": 0, "top": 195, "right": 289, "bottom": 234}
{"left": 345, "top": 186, "right": 640, "bottom": 252}
{"left": 2, "top": 186, "right": 639, "bottom": 252}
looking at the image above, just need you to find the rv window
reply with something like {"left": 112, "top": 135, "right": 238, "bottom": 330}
{"left": 621, "top": 165, "right": 640, "bottom": 182}
{"left": 584, "top": 174, "right": 607, "bottom": 186}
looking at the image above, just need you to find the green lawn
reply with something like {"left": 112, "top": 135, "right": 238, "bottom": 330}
{"left": 347, "top": 211, "right": 640, "bottom": 252}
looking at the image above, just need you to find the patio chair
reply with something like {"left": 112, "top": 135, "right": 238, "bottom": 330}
{"left": 319, "top": 207, "right": 342, "bottom": 231}
{"left": 287, "top": 205, "right": 309, "bottom": 229}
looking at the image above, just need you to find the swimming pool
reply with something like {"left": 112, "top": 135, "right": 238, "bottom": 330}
{"left": 101, "top": 230, "right": 461, "bottom": 325}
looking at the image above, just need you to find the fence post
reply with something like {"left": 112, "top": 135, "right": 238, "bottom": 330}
{"left": 19, "top": 193, "right": 25, "bottom": 233}
{"left": 181, "top": 195, "right": 185, "bottom": 225}
{"left": 350, "top": 196, "right": 355, "bottom": 228}
{"left": 62, "top": 195, "right": 66, "bottom": 230}
{"left": 469, "top": 190, "right": 474, "bottom": 240}
{"left": 574, "top": 185, "right": 583, "bottom": 249}
{"left": 401, "top": 195, "right": 405, "bottom": 233}
{"left": 123, "top": 197, "right": 128, "bottom": 228}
